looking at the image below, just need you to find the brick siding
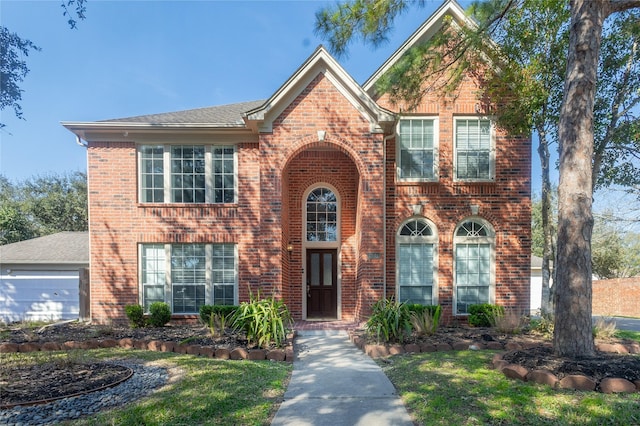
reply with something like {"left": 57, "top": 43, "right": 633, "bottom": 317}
{"left": 593, "top": 278, "right": 640, "bottom": 317}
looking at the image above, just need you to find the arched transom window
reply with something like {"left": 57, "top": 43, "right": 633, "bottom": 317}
{"left": 454, "top": 218, "right": 495, "bottom": 314}
{"left": 397, "top": 218, "right": 438, "bottom": 305}
{"left": 306, "top": 187, "right": 338, "bottom": 242}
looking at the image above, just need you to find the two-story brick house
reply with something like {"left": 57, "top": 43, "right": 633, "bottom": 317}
{"left": 63, "top": 0, "right": 530, "bottom": 325}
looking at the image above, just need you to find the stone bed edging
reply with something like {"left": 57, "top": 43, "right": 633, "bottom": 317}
{"left": 0, "top": 336, "right": 295, "bottom": 363}
{"left": 348, "top": 331, "right": 640, "bottom": 394}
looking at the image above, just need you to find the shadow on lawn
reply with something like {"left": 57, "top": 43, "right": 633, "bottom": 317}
{"left": 381, "top": 350, "right": 640, "bottom": 425}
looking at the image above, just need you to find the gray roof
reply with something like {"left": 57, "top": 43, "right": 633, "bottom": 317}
{"left": 101, "top": 100, "right": 265, "bottom": 126}
{"left": 0, "top": 232, "right": 89, "bottom": 265}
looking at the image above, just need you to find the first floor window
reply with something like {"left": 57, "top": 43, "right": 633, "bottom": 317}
{"left": 140, "top": 243, "right": 237, "bottom": 314}
{"left": 397, "top": 218, "right": 437, "bottom": 305}
{"left": 454, "top": 219, "right": 494, "bottom": 314}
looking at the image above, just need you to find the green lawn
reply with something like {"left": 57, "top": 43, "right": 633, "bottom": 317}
{"left": 379, "top": 350, "right": 640, "bottom": 425}
{"left": 3, "top": 348, "right": 291, "bottom": 426}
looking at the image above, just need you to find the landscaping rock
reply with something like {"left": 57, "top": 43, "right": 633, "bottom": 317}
{"left": 133, "top": 340, "right": 149, "bottom": 350}
{"left": 420, "top": 343, "right": 436, "bottom": 352}
{"left": 527, "top": 369, "right": 558, "bottom": 387}
{"left": 146, "top": 340, "right": 163, "bottom": 351}
{"left": 502, "top": 364, "right": 529, "bottom": 381}
{"left": 389, "top": 345, "right": 405, "bottom": 355}
{"left": 99, "top": 339, "right": 119, "bottom": 348}
{"left": 559, "top": 375, "right": 596, "bottom": 391}
{"left": 215, "top": 348, "right": 230, "bottom": 359}
{"left": 596, "top": 343, "right": 629, "bottom": 354}
{"left": 600, "top": 378, "right": 636, "bottom": 394}
{"left": 118, "top": 338, "right": 134, "bottom": 349}
{"left": 436, "top": 343, "right": 453, "bottom": 352}
{"left": 0, "top": 343, "right": 19, "bottom": 353}
{"left": 160, "top": 341, "right": 175, "bottom": 352}
{"left": 365, "top": 344, "right": 389, "bottom": 358}
{"left": 267, "top": 349, "right": 286, "bottom": 361}
{"left": 41, "top": 342, "right": 62, "bottom": 351}
{"left": 199, "top": 346, "right": 215, "bottom": 357}
{"left": 185, "top": 345, "right": 202, "bottom": 355}
{"left": 285, "top": 347, "right": 294, "bottom": 362}
{"left": 452, "top": 341, "right": 470, "bottom": 351}
{"left": 80, "top": 341, "right": 101, "bottom": 350}
{"left": 404, "top": 343, "right": 420, "bottom": 353}
{"left": 248, "top": 349, "right": 266, "bottom": 360}
{"left": 230, "top": 347, "right": 249, "bottom": 360}
{"left": 486, "top": 341, "right": 504, "bottom": 350}
{"left": 504, "top": 342, "right": 522, "bottom": 351}
{"left": 18, "top": 342, "right": 40, "bottom": 352}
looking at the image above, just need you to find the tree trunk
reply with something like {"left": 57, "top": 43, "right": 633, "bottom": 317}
{"left": 553, "top": 0, "right": 608, "bottom": 358}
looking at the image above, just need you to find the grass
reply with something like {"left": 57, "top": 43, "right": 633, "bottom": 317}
{"left": 3, "top": 348, "right": 291, "bottom": 426}
{"left": 379, "top": 350, "right": 640, "bottom": 426}
{"left": 615, "top": 329, "right": 640, "bottom": 343}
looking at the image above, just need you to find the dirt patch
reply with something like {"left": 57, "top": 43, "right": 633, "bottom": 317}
{"left": 0, "top": 362, "right": 131, "bottom": 407}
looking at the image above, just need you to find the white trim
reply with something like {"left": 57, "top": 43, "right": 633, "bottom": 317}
{"left": 396, "top": 116, "right": 440, "bottom": 182}
{"left": 452, "top": 117, "right": 496, "bottom": 182}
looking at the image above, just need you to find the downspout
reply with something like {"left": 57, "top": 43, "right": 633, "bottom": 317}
{"left": 382, "top": 130, "right": 395, "bottom": 300}
{"left": 75, "top": 135, "right": 87, "bottom": 147}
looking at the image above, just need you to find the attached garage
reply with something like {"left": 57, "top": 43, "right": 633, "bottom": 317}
{"left": 0, "top": 232, "right": 89, "bottom": 323}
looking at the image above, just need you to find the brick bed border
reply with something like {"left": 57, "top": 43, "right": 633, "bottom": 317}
{"left": 348, "top": 331, "right": 640, "bottom": 394}
{"left": 0, "top": 336, "right": 295, "bottom": 363}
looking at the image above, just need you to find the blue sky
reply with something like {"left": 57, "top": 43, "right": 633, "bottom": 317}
{"left": 1, "top": 0, "right": 547, "bottom": 191}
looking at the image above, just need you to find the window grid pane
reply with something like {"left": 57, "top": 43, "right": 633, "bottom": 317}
{"left": 306, "top": 188, "right": 338, "bottom": 241}
{"left": 456, "top": 119, "right": 491, "bottom": 179}
{"left": 212, "top": 243, "right": 236, "bottom": 305}
{"left": 141, "top": 244, "right": 166, "bottom": 311}
{"left": 140, "top": 146, "right": 164, "bottom": 203}
{"left": 213, "top": 147, "right": 235, "bottom": 203}
{"left": 171, "top": 244, "right": 206, "bottom": 313}
{"left": 455, "top": 243, "right": 491, "bottom": 314}
{"left": 399, "top": 119, "right": 435, "bottom": 179}
{"left": 171, "top": 146, "right": 206, "bottom": 203}
{"left": 398, "top": 243, "right": 434, "bottom": 305}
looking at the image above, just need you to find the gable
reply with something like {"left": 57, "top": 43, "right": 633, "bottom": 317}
{"left": 244, "top": 46, "right": 395, "bottom": 134}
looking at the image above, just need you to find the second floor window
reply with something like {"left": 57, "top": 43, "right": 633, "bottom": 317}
{"left": 139, "top": 145, "right": 236, "bottom": 204}
{"left": 455, "top": 118, "right": 494, "bottom": 181}
{"left": 397, "top": 118, "right": 438, "bottom": 181}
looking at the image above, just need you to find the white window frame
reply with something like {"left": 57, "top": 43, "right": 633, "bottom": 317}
{"left": 396, "top": 217, "right": 439, "bottom": 306}
{"left": 396, "top": 117, "right": 439, "bottom": 182}
{"left": 139, "top": 243, "right": 238, "bottom": 314}
{"left": 453, "top": 218, "right": 496, "bottom": 315}
{"left": 453, "top": 117, "right": 495, "bottom": 182}
{"left": 303, "top": 184, "right": 341, "bottom": 247}
{"left": 138, "top": 144, "right": 237, "bottom": 204}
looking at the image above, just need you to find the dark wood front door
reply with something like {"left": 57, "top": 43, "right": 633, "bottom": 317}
{"left": 306, "top": 249, "right": 337, "bottom": 318}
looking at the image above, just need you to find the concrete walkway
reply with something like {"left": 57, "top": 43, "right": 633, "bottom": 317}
{"left": 271, "top": 330, "right": 414, "bottom": 426}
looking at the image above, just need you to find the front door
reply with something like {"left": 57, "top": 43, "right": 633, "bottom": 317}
{"left": 306, "top": 249, "right": 337, "bottom": 318}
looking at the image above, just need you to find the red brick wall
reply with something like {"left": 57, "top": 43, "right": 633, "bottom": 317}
{"left": 593, "top": 278, "right": 640, "bottom": 317}
{"left": 378, "top": 75, "right": 531, "bottom": 322}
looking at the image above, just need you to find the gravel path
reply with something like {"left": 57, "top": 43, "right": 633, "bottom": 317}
{"left": 0, "top": 361, "right": 168, "bottom": 425}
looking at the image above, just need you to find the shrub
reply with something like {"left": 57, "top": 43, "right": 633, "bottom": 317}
{"left": 232, "top": 292, "right": 292, "bottom": 348}
{"left": 148, "top": 302, "right": 171, "bottom": 327}
{"left": 490, "top": 307, "right": 526, "bottom": 334}
{"left": 408, "top": 305, "right": 442, "bottom": 336}
{"left": 366, "top": 298, "right": 412, "bottom": 343}
{"left": 468, "top": 304, "right": 504, "bottom": 327}
{"left": 125, "top": 304, "right": 146, "bottom": 328}
{"left": 593, "top": 316, "right": 617, "bottom": 339}
{"left": 529, "top": 310, "right": 554, "bottom": 337}
{"left": 199, "top": 304, "right": 237, "bottom": 325}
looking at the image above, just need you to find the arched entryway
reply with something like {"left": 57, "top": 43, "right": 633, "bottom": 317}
{"left": 282, "top": 147, "right": 360, "bottom": 321}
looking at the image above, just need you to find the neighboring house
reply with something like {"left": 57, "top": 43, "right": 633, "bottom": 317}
{"left": 0, "top": 232, "right": 89, "bottom": 323}
{"left": 62, "top": 0, "right": 531, "bottom": 325}
{"left": 530, "top": 255, "right": 553, "bottom": 314}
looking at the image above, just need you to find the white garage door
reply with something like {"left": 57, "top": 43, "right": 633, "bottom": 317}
{"left": 0, "top": 270, "right": 79, "bottom": 323}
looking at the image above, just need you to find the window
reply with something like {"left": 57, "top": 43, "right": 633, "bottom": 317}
{"left": 140, "top": 243, "right": 237, "bottom": 314}
{"left": 140, "top": 146, "right": 164, "bottom": 203}
{"left": 306, "top": 187, "right": 338, "bottom": 242}
{"left": 397, "top": 218, "right": 437, "bottom": 305}
{"left": 454, "top": 219, "right": 494, "bottom": 314}
{"left": 397, "top": 118, "right": 438, "bottom": 180}
{"left": 138, "top": 145, "right": 236, "bottom": 204}
{"left": 454, "top": 118, "right": 493, "bottom": 180}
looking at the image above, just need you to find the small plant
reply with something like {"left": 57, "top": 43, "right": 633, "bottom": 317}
{"left": 490, "top": 307, "right": 526, "bottom": 334}
{"left": 232, "top": 291, "right": 292, "bottom": 348}
{"left": 468, "top": 303, "right": 504, "bottom": 327}
{"left": 199, "top": 304, "right": 237, "bottom": 325}
{"left": 125, "top": 304, "right": 146, "bottom": 328}
{"left": 148, "top": 302, "right": 171, "bottom": 327}
{"left": 593, "top": 316, "right": 617, "bottom": 339}
{"left": 529, "top": 310, "right": 554, "bottom": 337}
{"left": 408, "top": 305, "right": 442, "bottom": 336}
{"left": 366, "top": 298, "right": 412, "bottom": 343}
